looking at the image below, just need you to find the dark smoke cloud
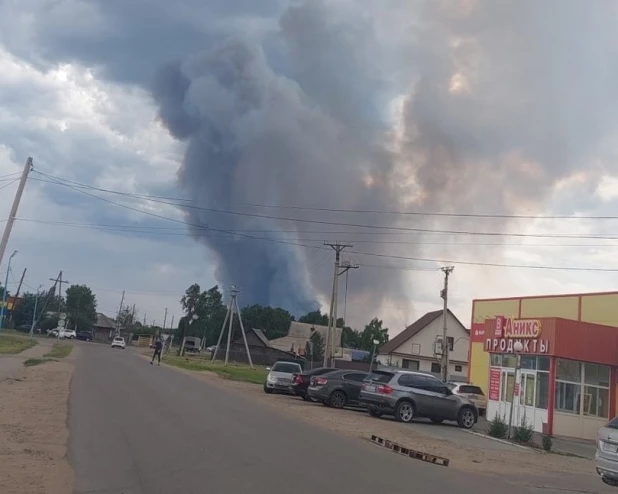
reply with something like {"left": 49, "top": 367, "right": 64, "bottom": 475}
{"left": 153, "top": 1, "right": 405, "bottom": 316}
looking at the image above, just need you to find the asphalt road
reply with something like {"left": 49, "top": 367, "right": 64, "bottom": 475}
{"left": 68, "top": 344, "right": 606, "bottom": 494}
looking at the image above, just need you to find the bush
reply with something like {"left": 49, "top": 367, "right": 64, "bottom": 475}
{"left": 542, "top": 435, "right": 553, "bottom": 451}
{"left": 487, "top": 413, "right": 509, "bottom": 439}
{"left": 513, "top": 415, "right": 535, "bottom": 444}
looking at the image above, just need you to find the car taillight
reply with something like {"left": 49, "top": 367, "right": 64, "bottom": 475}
{"left": 295, "top": 375, "right": 304, "bottom": 384}
{"left": 376, "top": 384, "right": 393, "bottom": 394}
{"left": 315, "top": 377, "right": 328, "bottom": 385}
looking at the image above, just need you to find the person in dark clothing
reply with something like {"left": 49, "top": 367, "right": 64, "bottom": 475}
{"left": 151, "top": 339, "right": 163, "bottom": 365}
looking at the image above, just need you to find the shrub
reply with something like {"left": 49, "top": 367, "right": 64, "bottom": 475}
{"left": 487, "top": 413, "right": 509, "bottom": 439}
{"left": 542, "top": 434, "right": 553, "bottom": 451}
{"left": 513, "top": 415, "right": 535, "bottom": 444}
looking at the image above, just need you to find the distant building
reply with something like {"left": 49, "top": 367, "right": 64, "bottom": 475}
{"left": 269, "top": 321, "right": 352, "bottom": 360}
{"left": 92, "top": 312, "right": 116, "bottom": 341}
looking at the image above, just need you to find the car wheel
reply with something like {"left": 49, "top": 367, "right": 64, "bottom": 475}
{"left": 368, "top": 407, "right": 382, "bottom": 418}
{"left": 329, "top": 390, "right": 347, "bottom": 409}
{"left": 457, "top": 406, "right": 477, "bottom": 429}
{"left": 395, "top": 401, "right": 415, "bottom": 423}
{"left": 430, "top": 418, "right": 444, "bottom": 424}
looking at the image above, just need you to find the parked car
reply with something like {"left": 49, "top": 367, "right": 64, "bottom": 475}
{"left": 290, "top": 367, "right": 337, "bottom": 401}
{"left": 264, "top": 361, "right": 303, "bottom": 394}
{"left": 111, "top": 336, "right": 126, "bottom": 349}
{"left": 447, "top": 382, "right": 487, "bottom": 416}
{"left": 359, "top": 370, "right": 478, "bottom": 429}
{"left": 47, "top": 329, "right": 59, "bottom": 338}
{"left": 60, "top": 329, "right": 76, "bottom": 339}
{"left": 76, "top": 331, "right": 94, "bottom": 342}
{"left": 308, "top": 370, "right": 369, "bottom": 409}
{"left": 596, "top": 416, "right": 618, "bottom": 486}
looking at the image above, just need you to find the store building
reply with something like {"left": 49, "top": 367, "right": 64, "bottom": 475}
{"left": 468, "top": 292, "right": 618, "bottom": 440}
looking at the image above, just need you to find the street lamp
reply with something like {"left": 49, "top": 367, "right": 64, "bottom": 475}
{"left": 507, "top": 340, "right": 524, "bottom": 439}
{"left": 0, "top": 250, "right": 17, "bottom": 333}
{"left": 29, "top": 284, "right": 44, "bottom": 339}
{"left": 368, "top": 339, "right": 380, "bottom": 374}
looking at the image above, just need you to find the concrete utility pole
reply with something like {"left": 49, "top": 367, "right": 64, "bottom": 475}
{"left": 212, "top": 286, "right": 253, "bottom": 368}
{"left": 323, "top": 243, "right": 353, "bottom": 368}
{"left": 49, "top": 271, "right": 69, "bottom": 312}
{"left": 115, "top": 290, "right": 125, "bottom": 336}
{"left": 163, "top": 307, "right": 168, "bottom": 331}
{"left": 7, "top": 267, "right": 26, "bottom": 325}
{"left": 440, "top": 266, "right": 454, "bottom": 382}
{"left": 0, "top": 157, "right": 33, "bottom": 269}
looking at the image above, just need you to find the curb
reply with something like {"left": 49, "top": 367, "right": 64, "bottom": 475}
{"left": 369, "top": 435, "right": 450, "bottom": 466}
{"left": 463, "top": 430, "right": 544, "bottom": 453}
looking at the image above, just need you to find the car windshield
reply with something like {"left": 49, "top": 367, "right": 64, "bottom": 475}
{"left": 271, "top": 363, "right": 300, "bottom": 373}
{"left": 114, "top": 338, "right": 123, "bottom": 342}
{"left": 607, "top": 417, "right": 618, "bottom": 429}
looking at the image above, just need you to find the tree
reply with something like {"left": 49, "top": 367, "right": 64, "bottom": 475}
{"left": 10, "top": 292, "right": 40, "bottom": 328}
{"left": 65, "top": 284, "right": 97, "bottom": 330}
{"left": 342, "top": 326, "right": 361, "bottom": 348}
{"left": 359, "top": 318, "right": 389, "bottom": 352}
{"left": 299, "top": 310, "right": 328, "bottom": 326}
{"left": 306, "top": 331, "right": 324, "bottom": 362}
{"left": 240, "top": 304, "right": 294, "bottom": 340}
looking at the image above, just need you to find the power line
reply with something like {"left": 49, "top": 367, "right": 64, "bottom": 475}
{"left": 29, "top": 170, "right": 618, "bottom": 220}
{"left": 0, "top": 178, "right": 20, "bottom": 192}
{"left": 25, "top": 171, "right": 618, "bottom": 272}
{"left": 30, "top": 173, "right": 618, "bottom": 240}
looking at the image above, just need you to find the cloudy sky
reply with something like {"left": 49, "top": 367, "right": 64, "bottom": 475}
{"left": 2, "top": 0, "right": 618, "bottom": 336}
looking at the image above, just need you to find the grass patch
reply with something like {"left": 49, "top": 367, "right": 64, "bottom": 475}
{"left": 0, "top": 335, "right": 37, "bottom": 354}
{"left": 44, "top": 344, "right": 73, "bottom": 359}
{"left": 163, "top": 356, "right": 269, "bottom": 384}
{"left": 24, "top": 358, "right": 54, "bottom": 367}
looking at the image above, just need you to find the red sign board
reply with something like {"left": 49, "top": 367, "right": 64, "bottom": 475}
{"left": 489, "top": 368, "right": 500, "bottom": 401}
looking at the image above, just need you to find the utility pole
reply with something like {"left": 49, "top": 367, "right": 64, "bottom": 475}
{"left": 0, "top": 158, "right": 33, "bottom": 269}
{"left": 163, "top": 307, "right": 168, "bottom": 331}
{"left": 440, "top": 266, "right": 454, "bottom": 382}
{"left": 323, "top": 243, "right": 353, "bottom": 368}
{"left": 130, "top": 304, "right": 136, "bottom": 326}
{"left": 48, "top": 271, "right": 69, "bottom": 312}
{"left": 115, "top": 290, "right": 125, "bottom": 336}
{"left": 7, "top": 267, "right": 26, "bottom": 325}
{"left": 29, "top": 284, "right": 44, "bottom": 339}
{"left": 212, "top": 286, "right": 253, "bottom": 368}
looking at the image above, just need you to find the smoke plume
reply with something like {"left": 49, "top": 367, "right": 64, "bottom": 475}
{"left": 153, "top": 0, "right": 618, "bottom": 324}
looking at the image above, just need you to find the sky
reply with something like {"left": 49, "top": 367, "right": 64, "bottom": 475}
{"left": 2, "top": 0, "right": 618, "bottom": 337}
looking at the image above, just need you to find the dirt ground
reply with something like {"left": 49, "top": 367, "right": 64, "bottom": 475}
{"left": 0, "top": 351, "right": 75, "bottom": 494}
{"left": 162, "top": 360, "right": 602, "bottom": 483}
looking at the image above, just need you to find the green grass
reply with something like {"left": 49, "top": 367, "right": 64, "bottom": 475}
{"left": 23, "top": 357, "right": 54, "bottom": 367}
{"left": 163, "top": 356, "right": 269, "bottom": 384}
{"left": 0, "top": 334, "right": 37, "bottom": 354}
{"left": 44, "top": 344, "right": 73, "bottom": 359}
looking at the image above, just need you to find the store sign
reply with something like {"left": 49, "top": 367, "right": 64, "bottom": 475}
{"left": 484, "top": 337, "right": 549, "bottom": 354}
{"left": 489, "top": 368, "right": 500, "bottom": 401}
{"left": 496, "top": 316, "right": 542, "bottom": 338}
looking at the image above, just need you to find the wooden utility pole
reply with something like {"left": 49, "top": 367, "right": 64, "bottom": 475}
{"left": 212, "top": 286, "right": 253, "bottom": 368}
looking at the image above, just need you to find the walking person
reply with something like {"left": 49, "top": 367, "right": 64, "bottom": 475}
{"left": 151, "top": 338, "right": 163, "bottom": 365}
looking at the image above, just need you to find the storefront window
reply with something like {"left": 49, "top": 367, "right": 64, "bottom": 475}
{"left": 536, "top": 356, "right": 550, "bottom": 371}
{"left": 584, "top": 363, "right": 610, "bottom": 387}
{"left": 520, "top": 374, "right": 535, "bottom": 406}
{"left": 502, "top": 354, "right": 518, "bottom": 369}
{"left": 502, "top": 372, "right": 515, "bottom": 403}
{"left": 490, "top": 354, "right": 502, "bottom": 367}
{"left": 556, "top": 359, "right": 581, "bottom": 383}
{"left": 520, "top": 356, "right": 536, "bottom": 370}
{"left": 536, "top": 372, "right": 549, "bottom": 409}
{"left": 584, "top": 386, "right": 609, "bottom": 418}
{"left": 555, "top": 381, "right": 580, "bottom": 414}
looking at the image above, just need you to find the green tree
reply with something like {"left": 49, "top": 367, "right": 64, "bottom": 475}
{"left": 306, "top": 331, "right": 325, "bottom": 362}
{"left": 10, "top": 292, "right": 41, "bottom": 328}
{"left": 65, "top": 284, "right": 97, "bottom": 330}
{"left": 240, "top": 304, "right": 294, "bottom": 340}
{"left": 359, "top": 318, "right": 389, "bottom": 352}
{"left": 342, "top": 326, "right": 362, "bottom": 348}
{"left": 299, "top": 309, "right": 328, "bottom": 326}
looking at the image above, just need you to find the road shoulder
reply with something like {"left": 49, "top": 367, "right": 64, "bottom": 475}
{"left": 0, "top": 345, "right": 76, "bottom": 494}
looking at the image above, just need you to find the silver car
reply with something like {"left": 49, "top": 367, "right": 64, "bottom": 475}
{"left": 263, "top": 361, "right": 302, "bottom": 394}
{"left": 596, "top": 417, "right": 618, "bottom": 486}
{"left": 359, "top": 370, "right": 478, "bottom": 429}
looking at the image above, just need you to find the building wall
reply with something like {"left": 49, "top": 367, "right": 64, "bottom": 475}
{"left": 376, "top": 355, "right": 468, "bottom": 380}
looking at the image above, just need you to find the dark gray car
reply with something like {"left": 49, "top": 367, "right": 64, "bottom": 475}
{"left": 359, "top": 370, "right": 478, "bottom": 429}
